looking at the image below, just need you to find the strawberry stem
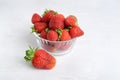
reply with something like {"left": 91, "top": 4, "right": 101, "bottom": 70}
{"left": 24, "top": 56, "right": 31, "bottom": 62}
{"left": 42, "top": 9, "right": 50, "bottom": 16}
{"left": 24, "top": 46, "right": 37, "bottom": 62}
{"left": 68, "top": 25, "right": 72, "bottom": 29}
{"left": 45, "top": 28, "right": 49, "bottom": 32}
{"left": 31, "top": 26, "right": 37, "bottom": 33}
{"left": 56, "top": 29, "right": 62, "bottom": 41}
{"left": 64, "top": 28, "right": 70, "bottom": 32}
{"left": 53, "top": 12, "right": 58, "bottom": 15}
{"left": 65, "top": 25, "right": 72, "bottom": 32}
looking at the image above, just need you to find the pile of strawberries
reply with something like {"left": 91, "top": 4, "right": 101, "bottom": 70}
{"left": 31, "top": 9, "right": 84, "bottom": 41}
{"left": 24, "top": 9, "right": 85, "bottom": 70}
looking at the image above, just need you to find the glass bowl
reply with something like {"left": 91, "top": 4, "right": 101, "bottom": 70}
{"left": 33, "top": 32, "right": 76, "bottom": 56}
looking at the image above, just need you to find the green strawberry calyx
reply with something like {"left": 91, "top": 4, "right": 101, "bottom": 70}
{"left": 53, "top": 11, "right": 58, "bottom": 15}
{"left": 64, "top": 28, "right": 70, "bottom": 32}
{"left": 42, "top": 9, "right": 57, "bottom": 16}
{"left": 43, "top": 9, "right": 50, "bottom": 16}
{"left": 24, "top": 46, "right": 37, "bottom": 62}
{"left": 56, "top": 29, "right": 62, "bottom": 41}
{"left": 68, "top": 25, "right": 72, "bottom": 29}
{"left": 64, "top": 25, "right": 72, "bottom": 32}
{"left": 31, "top": 26, "right": 37, "bottom": 33}
{"left": 45, "top": 27, "right": 49, "bottom": 33}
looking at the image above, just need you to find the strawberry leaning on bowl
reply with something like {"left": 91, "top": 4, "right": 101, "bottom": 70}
{"left": 24, "top": 47, "right": 56, "bottom": 69}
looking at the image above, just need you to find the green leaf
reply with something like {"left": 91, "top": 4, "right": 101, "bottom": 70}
{"left": 45, "top": 28, "right": 49, "bottom": 32}
{"left": 64, "top": 28, "right": 70, "bottom": 32}
{"left": 31, "top": 26, "right": 37, "bottom": 33}
{"left": 56, "top": 29, "right": 62, "bottom": 41}
{"left": 26, "top": 50, "right": 32, "bottom": 56}
{"left": 67, "top": 25, "right": 72, "bottom": 29}
{"left": 42, "top": 9, "right": 50, "bottom": 16}
{"left": 24, "top": 46, "right": 35, "bottom": 62}
{"left": 24, "top": 46, "right": 38, "bottom": 63}
{"left": 24, "top": 56, "right": 31, "bottom": 62}
{"left": 53, "top": 12, "right": 58, "bottom": 15}
{"left": 26, "top": 50, "right": 34, "bottom": 58}
{"left": 64, "top": 25, "right": 72, "bottom": 32}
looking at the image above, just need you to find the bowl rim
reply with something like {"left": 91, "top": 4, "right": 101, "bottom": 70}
{"left": 33, "top": 32, "right": 76, "bottom": 43}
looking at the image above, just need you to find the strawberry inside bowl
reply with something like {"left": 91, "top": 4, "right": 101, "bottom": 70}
{"left": 31, "top": 9, "right": 84, "bottom": 56}
{"left": 33, "top": 32, "right": 76, "bottom": 56}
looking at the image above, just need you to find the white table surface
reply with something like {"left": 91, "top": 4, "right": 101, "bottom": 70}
{"left": 0, "top": 0, "right": 120, "bottom": 80}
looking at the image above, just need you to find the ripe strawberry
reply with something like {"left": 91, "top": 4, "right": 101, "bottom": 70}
{"left": 34, "top": 22, "right": 47, "bottom": 33}
{"left": 54, "top": 43, "right": 61, "bottom": 49}
{"left": 65, "top": 15, "right": 77, "bottom": 27}
{"left": 60, "top": 44, "right": 71, "bottom": 50}
{"left": 52, "top": 14, "right": 65, "bottom": 21}
{"left": 40, "top": 28, "right": 49, "bottom": 39}
{"left": 24, "top": 47, "right": 56, "bottom": 69}
{"left": 40, "top": 30, "right": 47, "bottom": 39}
{"left": 70, "top": 26, "right": 84, "bottom": 38}
{"left": 47, "top": 30, "right": 58, "bottom": 41}
{"left": 49, "top": 14, "right": 65, "bottom": 30}
{"left": 42, "top": 44, "right": 57, "bottom": 52}
{"left": 60, "top": 29, "right": 71, "bottom": 41}
{"left": 42, "top": 9, "right": 57, "bottom": 23}
{"left": 31, "top": 13, "right": 42, "bottom": 24}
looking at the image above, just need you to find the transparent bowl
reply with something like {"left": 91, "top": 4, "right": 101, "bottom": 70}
{"left": 33, "top": 32, "right": 76, "bottom": 56}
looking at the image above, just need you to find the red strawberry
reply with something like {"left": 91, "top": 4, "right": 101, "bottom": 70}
{"left": 65, "top": 15, "right": 77, "bottom": 27}
{"left": 24, "top": 47, "right": 56, "bottom": 69}
{"left": 47, "top": 30, "right": 58, "bottom": 41}
{"left": 40, "top": 30, "right": 47, "bottom": 39}
{"left": 32, "top": 13, "right": 42, "bottom": 24}
{"left": 49, "top": 14, "right": 65, "bottom": 30}
{"left": 34, "top": 22, "right": 47, "bottom": 33}
{"left": 42, "top": 44, "right": 57, "bottom": 52}
{"left": 60, "top": 30, "right": 71, "bottom": 41}
{"left": 60, "top": 44, "right": 71, "bottom": 50}
{"left": 52, "top": 14, "right": 65, "bottom": 21}
{"left": 42, "top": 10, "right": 57, "bottom": 23}
{"left": 70, "top": 26, "right": 84, "bottom": 38}
{"left": 40, "top": 28, "right": 49, "bottom": 39}
{"left": 54, "top": 43, "right": 61, "bottom": 49}
{"left": 42, "top": 42, "right": 61, "bottom": 52}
